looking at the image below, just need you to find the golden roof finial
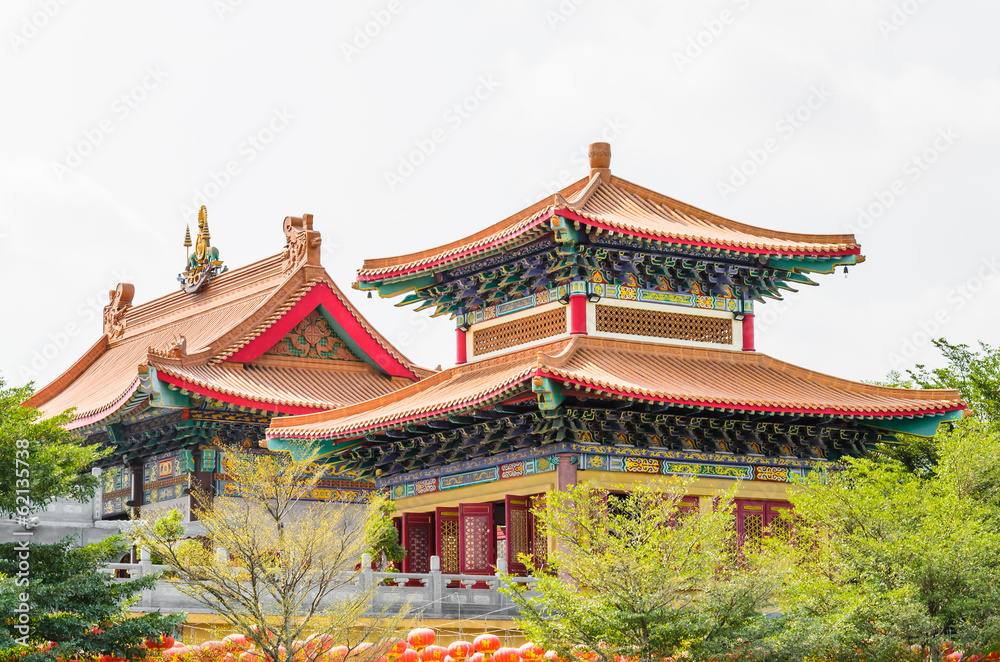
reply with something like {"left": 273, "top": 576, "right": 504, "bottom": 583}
{"left": 183, "top": 224, "right": 192, "bottom": 248}
{"left": 199, "top": 205, "right": 211, "bottom": 244}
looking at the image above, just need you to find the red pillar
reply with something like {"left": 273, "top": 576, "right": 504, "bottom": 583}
{"left": 456, "top": 327, "right": 467, "bottom": 364}
{"left": 569, "top": 294, "right": 587, "bottom": 334}
{"left": 556, "top": 453, "right": 578, "bottom": 491}
{"left": 741, "top": 314, "right": 755, "bottom": 352}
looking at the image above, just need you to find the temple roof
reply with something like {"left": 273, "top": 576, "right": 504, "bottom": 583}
{"left": 356, "top": 170, "right": 860, "bottom": 285}
{"left": 26, "top": 216, "right": 428, "bottom": 428}
{"left": 266, "top": 336, "right": 965, "bottom": 443}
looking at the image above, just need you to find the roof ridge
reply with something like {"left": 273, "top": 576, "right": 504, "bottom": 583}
{"left": 358, "top": 177, "right": 591, "bottom": 274}
{"left": 605, "top": 175, "right": 859, "bottom": 247}
{"left": 572, "top": 336, "right": 962, "bottom": 402}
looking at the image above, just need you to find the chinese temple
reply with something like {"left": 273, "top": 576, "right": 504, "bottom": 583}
{"left": 26, "top": 209, "right": 428, "bottom": 520}
{"left": 265, "top": 142, "right": 966, "bottom": 576}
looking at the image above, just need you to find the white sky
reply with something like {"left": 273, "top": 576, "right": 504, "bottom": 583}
{"left": 2, "top": 0, "right": 998, "bottom": 393}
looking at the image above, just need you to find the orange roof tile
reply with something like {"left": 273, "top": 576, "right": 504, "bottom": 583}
{"left": 267, "top": 337, "right": 963, "bottom": 441}
{"left": 356, "top": 173, "right": 860, "bottom": 282}
{"left": 26, "top": 244, "right": 427, "bottom": 423}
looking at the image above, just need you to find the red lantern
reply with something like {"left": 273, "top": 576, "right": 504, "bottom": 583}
{"left": 543, "top": 652, "right": 559, "bottom": 662}
{"left": 397, "top": 649, "right": 421, "bottom": 662}
{"left": 473, "top": 635, "right": 500, "bottom": 656}
{"left": 493, "top": 648, "right": 520, "bottom": 662}
{"left": 408, "top": 629, "right": 436, "bottom": 651}
{"left": 328, "top": 646, "right": 350, "bottom": 661}
{"left": 470, "top": 654, "right": 485, "bottom": 662}
{"left": 386, "top": 639, "right": 409, "bottom": 658}
{"left": 223, "top": 635, "right": 250, "bottom": 653}
{"left": 422, "top": 646, "right": 448, "bottom": 662}
{"left": 519, "top": 644, "right": 543, "bottom": 662}
{"left": 147, "top": 636, "right": 177, "bottom": 650}
{"left": 448, "top": 642, "right": 473, "bottom": 660}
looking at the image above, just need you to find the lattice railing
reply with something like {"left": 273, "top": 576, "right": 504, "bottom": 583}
{"left": 472, "top": 307, "right": 567, "bottom": 356}
{"left": 595, "top": 306, "right": 733, "bottom": 344}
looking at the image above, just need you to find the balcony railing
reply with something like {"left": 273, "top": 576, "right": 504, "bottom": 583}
{"left": 101, "top": 553, "right": 537, "bottom": 619}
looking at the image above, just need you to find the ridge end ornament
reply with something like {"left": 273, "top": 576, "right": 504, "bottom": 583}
{"left": 103, "top": 283, "right": 135, "bottom": 340}
{"left": 178, "top": 205, "right": 226, "bottom": 293}
{"left": 281, "top": 213, "right": 321, "bottom": 274}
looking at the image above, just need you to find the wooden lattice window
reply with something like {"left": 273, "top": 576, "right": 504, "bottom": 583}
{"left": 734, "top": 499, "right": 793, "bottom": 553}
{"left": 595, "top": 305, "right": 733, "bottom": 344}
{"left": 472, "top": 307, "right": 567, "bottom": 356}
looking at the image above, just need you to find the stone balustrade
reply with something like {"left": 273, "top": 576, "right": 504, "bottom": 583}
{"left": 101, "top": 552, "right": 537, "bottom": 619}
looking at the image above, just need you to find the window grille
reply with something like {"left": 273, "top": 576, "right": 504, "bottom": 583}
{"left": 472, "top": 307, "right": 567, "bottom": 356}
{"left": 595, "top": 305, "right": 733, "bottom": 344}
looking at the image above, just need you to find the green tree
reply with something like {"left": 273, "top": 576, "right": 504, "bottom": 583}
{"left": 130, "top": 446, "right": 405, "bottom": 662}
{"left": 363, "top": 499, "right": 405, "bottom": 572}
{"left": 0, "top": 376, "right": 104, "bottom": 516}
{"left": 767, "top": 419, "right": 1000, "bottom": 662}
{"left": 888, "top": 339, "right": 1000, "bottom": 422}
{"left": 0, "top": 535, "right": 183, "bottom": 661}
{"left": 504, "top": 482, "right": 782, "bottom": 662}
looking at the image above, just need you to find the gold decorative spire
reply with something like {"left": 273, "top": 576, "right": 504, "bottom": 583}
{"left": 198, "top": 205, "right": 210, "bottom": 244}
{"left": 178, "top": 205, "right": 225, "bottom": 293}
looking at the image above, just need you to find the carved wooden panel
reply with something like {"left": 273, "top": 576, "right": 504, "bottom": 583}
{"left": 472, "top": 307, "right": 567, "bottom": 356}
{"left": 459, "top": 503, "right": 494, "bottom": 575}
{"left": 435, "top": 508, "right": 460, "bottom": 574}
{"left": 595, "top": 305, "right": 732, "bottom": 344}
{"left": 505, "top": 495, "right": 531, "bottom": 575}
{"left": 402, "top": 512, "right": 433, "bottom": 574}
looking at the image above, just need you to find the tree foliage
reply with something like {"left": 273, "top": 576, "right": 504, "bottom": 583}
{"left": 0, "top": 536, "right": 182, "bottom": 661}
{"left": 766, "top": 418, "right": 1000, "bottom": 662}
{"left": 0, "top": 376, "right": 104, "bottom": 516}
{"left": 363, "top": 499, "right": 405, "bottom": 571}
{"left": 504, "top": 482, "right": 782, "bottom": 662}
{"left": 130, "top": 446, "right": 405, "bottom": 662}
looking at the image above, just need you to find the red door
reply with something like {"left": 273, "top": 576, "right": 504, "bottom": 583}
{"left": 401, "top": 512, "right": 433, "bottom": 574}
{"left": 458, "top": 503, "right": 494, "bottom": 575}
{"left": 505, "top": 495, "right": 531, "bottom": 575}
{"left": 733, "top": 499, "right": 792, "bottom": 551}
{"left": 435, "top": 507, "right": 460, "bottom": 575}
{"left": 530, "top": 494, "right": 546, "bottom": 569}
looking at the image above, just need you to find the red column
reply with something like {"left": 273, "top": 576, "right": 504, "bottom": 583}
{"left": 569, "top": 294, "right": 587, "bottom": 334}
{"left": 741, "top": 314, "right": 755, "bottom": 352}
{"left": 556, "top": 453, "right": 578, "bottom": 491}
{"left": 456, "top": 327, "right": 468, "bottom": 364}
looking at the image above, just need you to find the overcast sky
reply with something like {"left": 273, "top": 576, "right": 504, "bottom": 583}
{"left": 2, "top": 0, "right": 998, "bottom": 393}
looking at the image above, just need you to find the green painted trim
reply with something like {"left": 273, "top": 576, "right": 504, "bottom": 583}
{"left": 267, "top": 436, "right": 361, "bottom": 461}
{"left": 148, "top": 368, "right": 191, "bottom": 408}
{"left": 372, "top": 275, "right": 437, "bottom": 298}
{"left": 768, "top": 255, "right": 857, "bottom": 275}
{"left": 865, "top": 410, "right": 965, "bottom": 438}
{"left": 532, "top": 376, "right": 565, "bottom": 412}
{"left": 314, "top": 305, "right": 387, "bottom": 377}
